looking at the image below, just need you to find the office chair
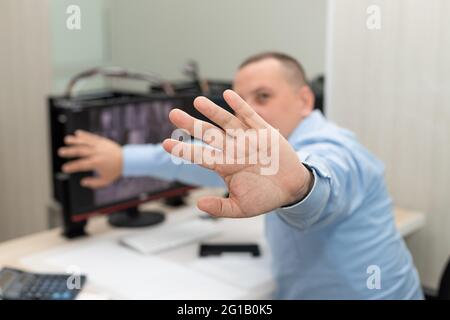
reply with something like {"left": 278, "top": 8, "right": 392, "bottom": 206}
{"left": 425, "top": 257, "right": 450, "bottom": 300}
{"left": 437, "top": 257, "right": 450, "bottom": 300}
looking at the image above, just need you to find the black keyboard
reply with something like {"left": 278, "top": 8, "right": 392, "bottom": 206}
{"left": 0, "top": 267, "right": 87, "bottom": 300}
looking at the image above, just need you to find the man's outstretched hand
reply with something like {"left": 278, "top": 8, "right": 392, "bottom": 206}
{"left": 163, "top": 89, "right": 313, "bottom": 218}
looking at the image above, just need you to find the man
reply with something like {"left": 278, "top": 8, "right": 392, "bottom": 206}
{"left": 59, "top": 52, "right": 423, "bottom": 299}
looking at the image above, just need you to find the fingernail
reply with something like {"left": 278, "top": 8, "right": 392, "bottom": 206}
{"left": 224, "top": 90, "right": 238, "bottom": 103}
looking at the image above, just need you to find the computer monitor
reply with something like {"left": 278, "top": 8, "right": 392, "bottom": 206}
{"left": 49, "top": 90, "right": 229, "bottom": 238}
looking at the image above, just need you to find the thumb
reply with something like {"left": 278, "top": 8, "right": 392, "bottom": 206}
{"left": 197, "top": 196, "right": 243, "bottom": 218}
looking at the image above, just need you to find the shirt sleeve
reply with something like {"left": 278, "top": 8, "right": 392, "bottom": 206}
{"left": 276, "top": 144, "right": 370, "bottom": 230}
{"left": 122, "top": 143, "right": 225, "bottom": 188}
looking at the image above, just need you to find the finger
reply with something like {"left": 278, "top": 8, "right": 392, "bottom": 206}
{"left": 197, "top": 196, "right": 243, "bottom": 218}
{"left": 58, "top": 146, "right": 94, "bottom": 158}
{"left": 169, "top": 109, "right": 226, "bottom": 149}
{"left": 62, "top": 158, "right": 97, "bottom": 173}
{"left": 64, "top": 135, "right": 94, "bottom": 147}
{"left": 223, "top": 89, "right": 268, "bottom": 129}
{"left": 162, "top": 138, "right": 221, "bottom": 171}
{"left": 75, "top": 130, "right": 102, "bottom": 142}
{"left": 80, "top": 177, "right": 108, "bottom": 189}
{"left": 63, "top": 130, "right": 99, "bottom": 147}
{"left": 193, "top": 96, "right": 247, "bottom": 131}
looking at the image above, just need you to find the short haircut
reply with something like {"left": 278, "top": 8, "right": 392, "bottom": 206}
{"left": 238, "top": 52, "right": 308, "bottom": 87}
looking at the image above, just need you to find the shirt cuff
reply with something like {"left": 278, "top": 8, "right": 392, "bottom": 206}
{"left": 276, "top": 161, "right": 331, "bottom": 229}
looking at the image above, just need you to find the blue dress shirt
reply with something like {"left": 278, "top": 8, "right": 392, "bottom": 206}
{"left": 122, "top": 110, "right": 423, "bottom": 299}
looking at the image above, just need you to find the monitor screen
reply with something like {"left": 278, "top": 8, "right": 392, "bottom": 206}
{"left": 88, "top": 100, "right": 175, "bottom": 207}
{"left": 49, "top": 91, "right": 202, "bottom": 223}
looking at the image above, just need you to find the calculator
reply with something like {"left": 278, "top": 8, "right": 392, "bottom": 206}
{"left": 0, "top": 267, "right": 87, "bottom": 300}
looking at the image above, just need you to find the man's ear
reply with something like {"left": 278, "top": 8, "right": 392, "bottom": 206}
{"left": 299, "top": 85, "right": 315, "bottom": 115}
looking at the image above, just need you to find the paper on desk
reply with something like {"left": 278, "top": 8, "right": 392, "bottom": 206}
{"left": 76, "top": 292, "right": 111, "bottom": 300}
{"left": 21, "top": 240, "right": 246, "bottom": 300}
{"left": 188, "top": 254, "right": 275, "bottom": 292}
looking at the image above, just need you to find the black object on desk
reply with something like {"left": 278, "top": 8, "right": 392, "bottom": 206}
{"left": 199, "top": 243, "right": 261, "bottom": 257}
{"left": 0, "top": 267, "right": 87, "bottom": 300}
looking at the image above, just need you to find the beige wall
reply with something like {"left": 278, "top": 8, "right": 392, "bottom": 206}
{"left": 108, "top": 0, "right": 327, "bottom": 85}
{"left": 0, "top": 0, "right": 52, "bottom": 241}
{"left": 327, "top": 0, "right": 450, "bottom": 290}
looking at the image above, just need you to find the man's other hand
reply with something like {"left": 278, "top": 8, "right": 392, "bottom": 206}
{"left": 58, "top": 130, "right": 123, "bottom": 189}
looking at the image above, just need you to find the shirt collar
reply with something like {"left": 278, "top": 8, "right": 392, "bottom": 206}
{"left": 287, "top": 110, "right": 326, "bottom": 144}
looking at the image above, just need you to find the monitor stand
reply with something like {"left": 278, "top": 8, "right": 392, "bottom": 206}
{"left": 63, "top": 220, "right": 88, "bottom": 239}
{"left": 164, "top": 195, "right": 186, "bottom": 207}
{"left": 108, "top": 206, "right": 165, "bottom": 228}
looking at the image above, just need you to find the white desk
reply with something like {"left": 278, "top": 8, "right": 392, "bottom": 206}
{"left": 0, "top": 190, "right": 425, "bottom": 299}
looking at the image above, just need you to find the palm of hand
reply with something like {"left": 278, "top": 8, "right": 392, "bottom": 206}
{"left": 163, "top": 90, "right": 310, "bottom": 218}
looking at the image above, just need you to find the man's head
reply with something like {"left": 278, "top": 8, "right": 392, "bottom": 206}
{"left": 233, "top": 52, "right": 315, "bottom": 138}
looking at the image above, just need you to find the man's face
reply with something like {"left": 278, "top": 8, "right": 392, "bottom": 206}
{"left": 232, "top": 58, "right": 313, "bottom": 138}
